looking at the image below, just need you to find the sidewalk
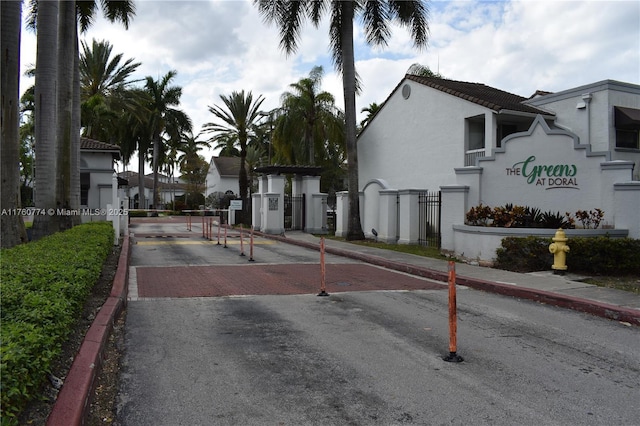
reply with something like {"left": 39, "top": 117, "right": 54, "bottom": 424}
{"left": 273, "top": 231, "right": 640, "bottom": 326}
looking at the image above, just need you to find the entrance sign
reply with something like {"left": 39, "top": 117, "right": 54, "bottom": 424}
{"left": 229, "top": 200, "right": 243, "bottom": 211}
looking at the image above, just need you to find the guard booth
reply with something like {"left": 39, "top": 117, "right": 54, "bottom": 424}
{"left": 252, "top": 165, "right": 328, "bottom": 235}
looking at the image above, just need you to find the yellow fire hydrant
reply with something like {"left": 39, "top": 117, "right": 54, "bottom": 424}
{"left": 549, "top": 228, "right": 570, "bottom": 274}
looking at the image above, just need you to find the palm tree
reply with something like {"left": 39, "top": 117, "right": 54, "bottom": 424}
{"left": 79, "top": 38, "right": 141, "bottom": 141}
{"left": 1, "top": 0, "right": 28, "bottom": 247}
{"left": 360, "top": 102, "right": 381, "bottom": 128}
{"left": 203, "top": 90, "right": 265, "bottom": 219}
{"left": 28, "top": 0, "right": 136, "bottom": 238}
{"left": 212, "top": 133, "right": 241, "bottom": 157}
{"left": 255, "top": 0, "right": 429, "bottom": 240}
{"left": 144, "top": 71, "right": 192, "bottom": 208}
{"left": 31, "top": 0, "right": 60, "bottom": 240}
{"left": 272, "top": 65, "right": 344, "bottom": 166}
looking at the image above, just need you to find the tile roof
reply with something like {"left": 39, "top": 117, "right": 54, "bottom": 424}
{"left": 80, "top": 137, "right": 121, "bottom": 152}
{"left": 212, "top": 156, "right": 241, "bottom": 177}
{"left": 404, "top": 74, "right": 554, "bottom": 116}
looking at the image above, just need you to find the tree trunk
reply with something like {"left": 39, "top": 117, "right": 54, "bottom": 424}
{"left": 56, "top": 0, "right": 75, "bottom": 231}
{"left": 70, "top": 19, "right": 81, "bottom": 224}
{"left": 138, "top": 152, "right": 146, "bottom": 209}
{"left": 152, "top": 134, "right": 159, "bottom": 209}
{"left": 1, "top": 0, "right": 28, "bottom": 248}
{"left": 341, "top": 1, "right": 364, "bottom": 240}
{"left": 32, "top": 0, "right": 60, "bottom": 240}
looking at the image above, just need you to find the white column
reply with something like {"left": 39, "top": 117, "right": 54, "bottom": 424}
{"left": 378, "top": 189, "right": 398, "bottom": 243}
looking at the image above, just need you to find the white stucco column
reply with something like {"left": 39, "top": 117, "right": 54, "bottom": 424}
{"left": 251, "top": 193, "right": 262, "bottom": 231}
{"left": 261, "top": 174, "right": 285, "bottom": 234}
{"left": 614, "top": 182, "right": 640, "bottom": 238}
{"left": 334, "top": 191, "right": 348, "bottom": 237}
{"left": 378, "top": 189, "right": 398, "bottom": 243}
{"left": 398, "top": 189, "right": 421, "bottom": 245}
{"left": 600, "top": 161, "right": 635, "bottom": 224}
{"left": 455, "top": 167, "right": 482, "bottom": 207}
{"left": 440, "top": 185, "right": 469, "bottom": 253}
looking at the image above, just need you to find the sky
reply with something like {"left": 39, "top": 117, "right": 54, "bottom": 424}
{"left": 18, "top": 0, "right": 640, "bottom": 173}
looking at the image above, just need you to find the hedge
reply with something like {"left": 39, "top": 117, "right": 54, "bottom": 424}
{"left": 0, "top": 222, "right": 114, "bottom": 424}
{"left": 495, "top": 235, "right": 640, "bottom": 275}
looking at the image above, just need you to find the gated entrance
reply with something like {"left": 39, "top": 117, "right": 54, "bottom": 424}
{"left": 284, "top": 194, "right": 305, "bottom": 230}
{"left": 418, "top": 191, "right": 441, "bottom": 248}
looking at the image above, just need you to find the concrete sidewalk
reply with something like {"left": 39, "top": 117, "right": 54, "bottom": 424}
{"left": 271, "top": 231, "right": 640, "bottom": 326}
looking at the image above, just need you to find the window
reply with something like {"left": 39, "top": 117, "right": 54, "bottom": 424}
{"left": 615, "top": 106, "right": 640, "bottom": 149}
{"left": 467, "top": 119, "right": 485, "bottom": 151}
{"left": 80, "top": 173, "right": 90, "bottom": 206}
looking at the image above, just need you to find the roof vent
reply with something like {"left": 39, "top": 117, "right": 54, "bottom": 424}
{"left": 402, "top": 84, "right": 411, "bottom": 99}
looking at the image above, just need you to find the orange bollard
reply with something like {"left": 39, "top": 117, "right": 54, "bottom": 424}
{"left": 186, "top": 214, "right": 192, "bottom": 231}
{"left": 318, "top": 237, "right": 329, "bottom": 296}
{"left": 443, "top": 261, "right": 463, "bottom": 362}
{"left": 249, "top": 226, "right": 255, "bottom": 261}
{"left": 239, "top": 224, "right": 245, "bottom": 256}
{"left": 216, "top": 219, "right": 221, "bottom": 245}
{"left": 202, "top": 215, "right": 205, "bottom": 238}
{"left": 223, "top": 224, "right": 228, "bottom": 248}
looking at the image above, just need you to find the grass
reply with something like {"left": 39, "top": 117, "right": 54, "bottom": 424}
{"left": 323, "top": 235, "right": 449, "bottom": 260}
{"left": 323, "top": 235, "right": 639, "bottom": 294}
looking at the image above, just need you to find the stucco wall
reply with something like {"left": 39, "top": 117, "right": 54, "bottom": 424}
{"left": 358, "top": 80, "right": 493, "bottom": 191}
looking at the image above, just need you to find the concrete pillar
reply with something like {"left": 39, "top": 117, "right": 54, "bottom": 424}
{"left": 251, "top": 193, "right": 262, "bottom": 231}
{"left": 378, "top": 189, "right": 398, "bottom": 243}
{"left": 455, "top": 167, "right": 482, "bottom": 207}
{"left": 440, "top": 185, "right": 469, "bottom": 253}
{"left": 398, "top": 189, "right": 421, "bottom": 245}
{"left": 614, "top": 182, "right": 640, "bottom": 238}
{"left": 335, "top": 191, "right": 348, "bottom": 237}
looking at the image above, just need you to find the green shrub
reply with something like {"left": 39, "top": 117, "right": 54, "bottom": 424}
{"left": 495, "top": 235, "right": 640, "bottom": 275}
{"left": 0, "top": 222, "right": 114, "bottom": 424}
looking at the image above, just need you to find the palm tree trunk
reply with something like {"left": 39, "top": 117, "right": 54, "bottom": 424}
{"left": 152, "top": 135, "right": 160, "bottom": 209}
{"left": 138, "top": 153, "right": 146, "bottom": 209}
{"left": 70, "top": 20, "right": 81, "bottom": 223}
{"left": 56, "top": 0, "right": 75, "bottom": 231}
{"left": 1, "top": 0, "right": 28, "bottom": 247}
{"left": 341, "top": 0, "right": 364, "bottom": 240}
{"left": 32, "top": 0, "right": 60, "bottom": 240}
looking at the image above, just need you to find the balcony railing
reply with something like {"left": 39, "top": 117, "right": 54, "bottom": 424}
{"left": 465, "top": 148, "right": 486, "bottom": 166}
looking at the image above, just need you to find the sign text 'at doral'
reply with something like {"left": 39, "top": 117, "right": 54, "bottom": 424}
{"left": 505, "top": 155, "right": 579, "bottom": 190}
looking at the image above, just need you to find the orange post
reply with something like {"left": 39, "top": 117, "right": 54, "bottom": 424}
{"left": 239, "top": 224, "right": 245, "bottom": 256}
{"left": 216, "top": 219, "right": 221, "bottom": 245}
{"left": 249, "top": 226, "right": 255, "bottom": 261}
{"left": 318, "top": 237, "right": 329, "bottom": 296}
{"left": 201, "top": 214, "right": 205, "bottom": 238}
{"left": 223, "top": 224, "right": 228, "bottom": 248}
{"left": 443, "top": 261, "right": 463, "bottom": 362}
{"left": 186, "top": 214, "right": 192, "bottom": 231}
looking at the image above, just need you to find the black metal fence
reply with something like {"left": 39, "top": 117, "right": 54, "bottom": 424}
{"left": 284, "top": 194, "right": 304, "bottom": 230}
{"left": 418, "top": 191, "right": 441, "bottom": 248}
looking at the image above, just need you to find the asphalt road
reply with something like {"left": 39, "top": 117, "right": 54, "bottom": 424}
{"left": 118, "top": 220, "right": 640, "bottom": 425}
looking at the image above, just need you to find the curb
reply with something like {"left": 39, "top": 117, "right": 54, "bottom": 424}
{"left": 46, "top": 235, "right": 131, "bottom": 426}
{"left": 262, "top": 233, "right": 640, "bottom": 326}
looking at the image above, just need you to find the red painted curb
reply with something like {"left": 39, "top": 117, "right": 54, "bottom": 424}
{"left": 46, "top": 234, "right": 130, "bottom": 426}
{"left": 262, "top": 233, "right": 639, "bottom": 326}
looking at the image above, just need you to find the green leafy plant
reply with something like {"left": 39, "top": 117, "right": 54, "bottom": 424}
{"left": 1, "top": 222, "right": 114, "bottom": 423}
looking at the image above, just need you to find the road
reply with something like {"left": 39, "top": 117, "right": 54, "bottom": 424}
{"left": 117, "top": 218, "right": 640, "bottom": 425}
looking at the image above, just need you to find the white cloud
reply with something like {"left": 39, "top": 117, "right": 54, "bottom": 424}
{"left": 18, "top": 0, "right": 640, "bottom": 171}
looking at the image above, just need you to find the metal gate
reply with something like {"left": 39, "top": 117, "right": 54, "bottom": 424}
{"left": 284, "top": 194, "right": 304, "bottom": 230}
{"left": 418, "top": 191, "right": 441, "bottom": 248}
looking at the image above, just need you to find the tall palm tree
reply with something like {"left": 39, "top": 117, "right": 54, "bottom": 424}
{"left": 144, "top": 71, "right": 192, "bottom": 208}
{"left": 360, "top": 102, "right": 381, "bottom": 128}
{"left": 203, "top": 90, "right": 265, "bottom": 219}
{"left": 1, "top": 0, "right": 28, "bottom": 247}
{"left": 79, "top": 38, "right": 141, "bottom": 141}
{"left": 255, "top": 0, "right": 430, "bottom": 240}
{"left": 31, "top": 0, "right": 60, "bottom": 240}
{"left": 212, "top": 133, "right": 240, "bottom": 157}
{"left": 272, "top": 65, "right": 344, "bottom": 166}
{"left": 29, "top": 0, "right": 136, "bottom": 238}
